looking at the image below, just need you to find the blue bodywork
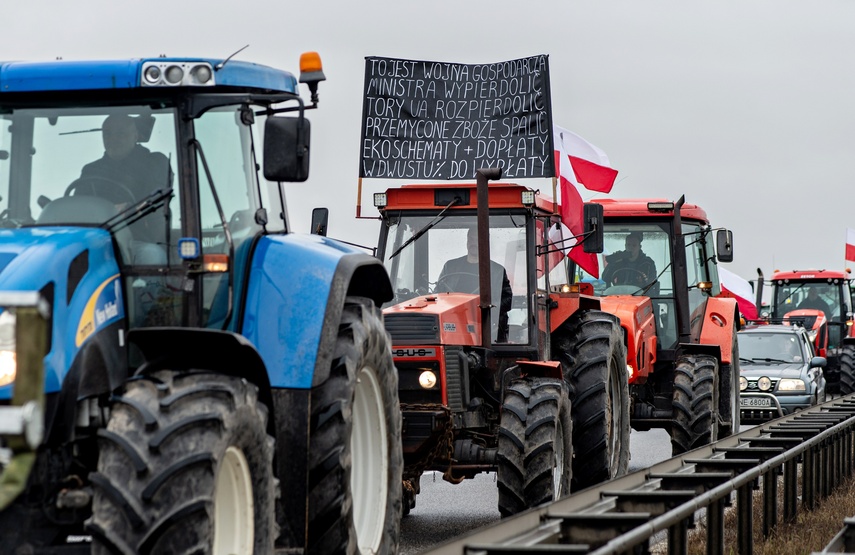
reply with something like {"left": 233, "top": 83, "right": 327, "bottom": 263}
{"left": 0, "top": 228, "right": 123, "bottom": 399}
{"left": 0, "top": 58, "right": 298, "bottom": 93}
{"left": 242, "top": 234, "right": 369, "bottom": 389}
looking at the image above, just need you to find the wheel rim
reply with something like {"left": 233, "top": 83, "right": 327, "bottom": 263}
{"left": 553, "top": 417, "right": 566, "bottom": 497}
{"left": 213, "top": 446, "right": 254, "bottom": 555}
{"left": 351, "top": 365, "right": 389, "bottom": 553}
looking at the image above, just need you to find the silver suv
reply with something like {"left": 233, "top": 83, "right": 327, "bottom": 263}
{"left": 738, "top": 323, "right": 827, "bottom": 422}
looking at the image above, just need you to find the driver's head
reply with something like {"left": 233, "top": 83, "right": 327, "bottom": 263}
{"left": 625, "top": 231, "right": 642, "bottom": 257}
{"left": 807, "top": 287, "right": 819, "bottom": 299}
{"left": 102, "top": 115, "right": 138, "bottom": 160}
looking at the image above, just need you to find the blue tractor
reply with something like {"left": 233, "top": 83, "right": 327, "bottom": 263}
{"left": 0, "top": 53, "right": 402, "bottom": 553}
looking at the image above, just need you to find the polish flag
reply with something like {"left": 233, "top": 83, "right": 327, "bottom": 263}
{"left": 846, "top": 228, "right": 855, "bottom": 262}
{"left": 552, "top": 126, "right": 619, "bottom": 278}
{"left": 554, "top": 125, "right": 619, "bottom": 194}
{"left": 718, "top": 266, "right": 758, "bottom": 321}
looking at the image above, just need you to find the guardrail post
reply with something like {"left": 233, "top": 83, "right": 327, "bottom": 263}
{"left": 707, "top": 497, "right": 725, "bottom": 555}
{"left": 668, "top": 519, "right": 689, "bottom": 555}
{"left": 803, "top": 445, "right": 816, "bottom": 510}
{"left": 762, "top": 470, "right": 777, "bottom": 538}
{"left": 737, "top": 483, "right": 753, "bottom": 554}
{"left": 783, "top": 458, "right": 798, "bottom": 522}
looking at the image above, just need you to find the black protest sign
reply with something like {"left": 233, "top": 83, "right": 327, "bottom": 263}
{"left": 359, "top": 55, "right": 554, "bottom": 180}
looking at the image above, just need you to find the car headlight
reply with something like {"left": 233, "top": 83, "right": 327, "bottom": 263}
{"left": 739, "top": 376, "right": 748, "bottom": 391}
{"left": 758, "top": 376, "right": 772, "bottom": 391}
{"left": 777, "top": 378, "right": 807, "bottom": 392}
{"left": 0, "top": 310, "right": 17, "bottom": 387}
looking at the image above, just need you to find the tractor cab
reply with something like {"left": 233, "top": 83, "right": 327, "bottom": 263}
{"left": 377, "top": 182, "right": 569, "bottom": 350}
{"left": 769, "top": 270, "right": 855, "bottom": 393}
{"left": 0, "top": 58, "right": 314, "bottom": 337}
{"left": 578, "top": 198, "right": 728, "bottom": 356}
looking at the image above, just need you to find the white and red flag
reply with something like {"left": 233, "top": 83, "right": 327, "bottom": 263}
{"left": 846, "top": 228, "right": 855, "bottom": 262}
{"left": 718, "top": 266, "right": 758, "bottom": 321}
{"left": 552, "top": 125, "right": 619, "bottom": 278}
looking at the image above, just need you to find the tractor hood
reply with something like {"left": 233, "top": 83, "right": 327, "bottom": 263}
{"left": 0, "top": 226, "right": 123, "bottom": 398}
{"left": 383, "top": 293, "right": 482, "bottom": 346}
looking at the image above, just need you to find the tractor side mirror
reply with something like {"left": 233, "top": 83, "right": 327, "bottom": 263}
{"left": 263, "top": 116, "right": 311, "bottom": 182}
{"left": 310, "top": 207, "right": 328, "bottom": 236}
{"left": 582, "top": 203, "right": 604, "bottom": 253}
{"left": 716, "top": 229, "right": 734, "bottom": 263}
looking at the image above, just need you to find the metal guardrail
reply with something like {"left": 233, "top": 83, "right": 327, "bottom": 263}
{"left": 422, "top": 394, "right": 855, "bottom": 555}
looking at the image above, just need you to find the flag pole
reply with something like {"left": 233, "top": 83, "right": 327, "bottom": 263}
{"left": 356, "top": 176, "right": 363, "bottom": 218}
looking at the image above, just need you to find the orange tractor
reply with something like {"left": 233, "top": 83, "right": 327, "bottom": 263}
{"left": 765, "top": 269, "right": 855, "bottom": 393}
{"left": 374, "top": 170, "right": 630, "bottom": 516}
{"left": 579, "top": 197, "right": 742, "bottom": 454}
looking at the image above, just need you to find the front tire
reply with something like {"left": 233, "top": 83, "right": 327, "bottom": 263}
{"left": 839, "top": 343, "right": 855, "bottom": 395}
{"left": 552, "top": 310, "right": 630, "bottom": 491}
{"left": 497, "top": 377, "right": 572, "bottom": 517}
{"left": 307, "top": 297, "right": 403, "bottom": 555}
{"left": 671, "top": 354, "right": 719, "bottom": 455}
{"left": 88, "top": 372, "right": 276, "bottom": 554}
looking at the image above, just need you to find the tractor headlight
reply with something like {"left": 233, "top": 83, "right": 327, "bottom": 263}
{"left": 739, "top": 376, "right": 748, "bottom": 391}
{"left": 418, "top": 370, "right": 438, "bottom": 389}
{"left": 758, "top": 376, "right": 772, "bottom": 391}
{"left": 777, "top": 378, "right": 807, "bottom": 392}
{"left": 0, "top": 311, "right": 17, "bottom": 387}
{"left": 141, "top": 61, "right": 216, "bottom": 87}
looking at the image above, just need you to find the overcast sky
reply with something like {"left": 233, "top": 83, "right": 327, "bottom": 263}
{"left": 10, "top": 1, "right": 855, "bottom": 294}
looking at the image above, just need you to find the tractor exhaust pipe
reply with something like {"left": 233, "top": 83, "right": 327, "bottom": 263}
{"left": 476, "top": 167, "right": 502, "bottom": 349}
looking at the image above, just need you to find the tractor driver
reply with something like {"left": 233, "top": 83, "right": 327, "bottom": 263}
{"left": 74, "top": 114, "right": 173, "bottom": 253}
{"left": 602, "top": 231, "right": 657, "bottom": 288}
{"left": 436, "top": 227, "right": 514, "bottom": 343}
{"left": 797, "top": 287, "right": 831, "bottom": 318}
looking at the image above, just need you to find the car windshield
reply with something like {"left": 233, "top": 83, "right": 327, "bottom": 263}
{"left": 738, "top": 331, "right": 805, "bottom": 364}
{"left": 0, "top": 105, "right": 177, "bottom": 227}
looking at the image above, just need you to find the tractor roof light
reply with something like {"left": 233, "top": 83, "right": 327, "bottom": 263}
{"left": 374, "top": 193, "right": 387, "bottom": 208}
{"left": 521, "top": 190, "right": 536, "bottom": 206}
{"left": 647, "top": 202, "right": 674, "bottom": 212}
{"left": 141, "top": 61, "right": 216, "bottom": 87}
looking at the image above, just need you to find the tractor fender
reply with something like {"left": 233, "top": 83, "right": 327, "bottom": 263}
{"left": 696, "top": 296, "right": 739, "bottom": 365}
{"left": 599, "top": 295, "right": 657, "bottom": 383}
{"left": 241, "top": 234, "right": 392, "bottom": 389}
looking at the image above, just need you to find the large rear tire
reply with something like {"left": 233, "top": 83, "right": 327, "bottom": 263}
{"left": 553, "top": 310, "right": 630, "bottom": 492}
{"left": 671, "top": 354, "right": 719, "bottom": 455}
{"left": 87, "top": 372, "right": 276, "bottom": 554}
{"left": 497, "top": 377, "right": 572, "bottom": 517}
{"left": 839, "top": 343, "right": 855, "bottom": 395}
{"left": 307, "top": 297, "right": 403, "bottom": 555}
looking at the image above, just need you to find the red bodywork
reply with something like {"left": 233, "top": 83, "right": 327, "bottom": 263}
{"left": 783, "top": 309, "right": 829, "bottom": 358}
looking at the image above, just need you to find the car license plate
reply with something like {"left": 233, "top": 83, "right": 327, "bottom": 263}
{"left": 741, "top": 397, "right": 772, "bottom": 408}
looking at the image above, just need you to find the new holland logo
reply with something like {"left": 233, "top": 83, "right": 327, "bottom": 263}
{"left": 392, "top": 348, "right": 437, "bottom": 357}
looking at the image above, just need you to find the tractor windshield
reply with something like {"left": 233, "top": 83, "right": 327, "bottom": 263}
{"left": 772, "top": 281, "right": 849, "bottom": 347}
{"left": 381, "top": 213, "right": 530, "bottom": 344}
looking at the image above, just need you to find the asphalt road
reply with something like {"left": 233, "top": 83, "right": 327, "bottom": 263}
{"left": 399, "top": 428, "right": 673, "bottom": 555}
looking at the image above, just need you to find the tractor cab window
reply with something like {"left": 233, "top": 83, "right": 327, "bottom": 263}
{"left": 579, "top": 224, "right": 676, "bottom": 348}
{"left": 0, "top": 105, "right": 182, "bottom": 328}
{"left": 381, "top": 213, "right": 529, "bottom": 344}
{"left": 194, "top": 105, "right": 265, "bottom": 329}
{"left": 773, "top": 281, "right": 843, "bottom": 346}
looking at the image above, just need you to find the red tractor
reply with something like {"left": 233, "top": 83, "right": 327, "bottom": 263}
{"left": 766, "top": 269, "right": 855, "bottom": 393}
{"left": 374, "top": 170, "right": 630, "bottom": 516}
{"left": 578, "top": 197, "right": 742, "bottom": 454}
